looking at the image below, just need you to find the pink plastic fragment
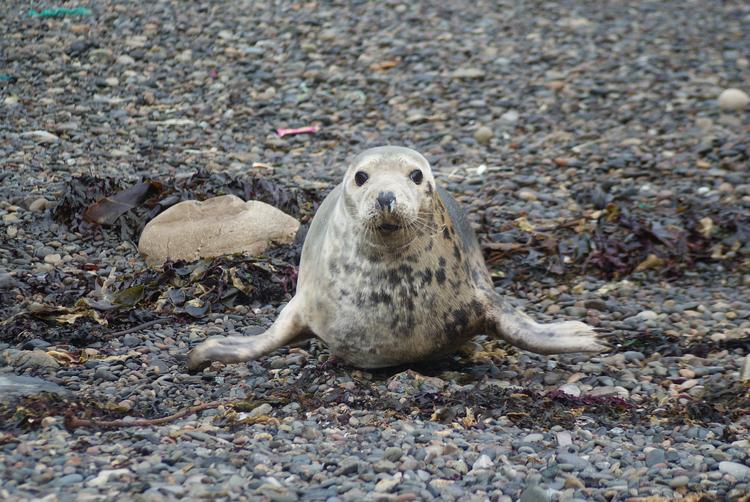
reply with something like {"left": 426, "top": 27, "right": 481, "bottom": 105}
{"left": 276, "top": 125, "right": 320, "bottom": 138}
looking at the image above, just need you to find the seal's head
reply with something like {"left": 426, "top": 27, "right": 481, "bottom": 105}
{"left": 342, "top": 146, "right": 436, "bottom": 240}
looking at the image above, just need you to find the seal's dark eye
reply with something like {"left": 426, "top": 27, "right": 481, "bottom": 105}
{"left": 354, "top": 171, "right": 368, "bottom": 186}
{"left": 409, "top": 169, "right": 423, "bottom": 185}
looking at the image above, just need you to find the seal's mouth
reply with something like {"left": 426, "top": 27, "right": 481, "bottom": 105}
{"left": 377, "top": 222, "right": 401, "bottom": 233}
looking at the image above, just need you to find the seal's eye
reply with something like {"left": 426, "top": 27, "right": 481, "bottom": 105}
{"left": 409, "top": 169, "right": 423, "bottom": 185}
{"left": 354, "top": 171, "right": 368, "bottom": 186}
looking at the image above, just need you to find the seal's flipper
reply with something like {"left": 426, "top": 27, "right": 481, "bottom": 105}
{"left": 186, "top": 297, "right": 311, "bottom": 371}
{"left": 481, "top": 291, "right": 607, "bottom": 355}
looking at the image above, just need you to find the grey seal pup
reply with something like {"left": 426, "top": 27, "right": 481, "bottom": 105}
{"left": 187, "top": 146, "right": 605, "bottom": 370}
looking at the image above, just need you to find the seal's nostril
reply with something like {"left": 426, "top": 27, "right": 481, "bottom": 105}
{"left": 377, "top": 191, "right": 396, "bottom": 211}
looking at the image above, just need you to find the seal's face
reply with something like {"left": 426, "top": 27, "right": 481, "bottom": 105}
{"left": 342, "top": 146, "right": 436, "bottom": 242}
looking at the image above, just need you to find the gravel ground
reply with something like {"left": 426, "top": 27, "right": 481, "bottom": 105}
{"left": 2, "top": 1, "right": 750, "bottom": 501}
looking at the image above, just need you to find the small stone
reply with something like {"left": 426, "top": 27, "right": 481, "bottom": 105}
{"left": 138, "top": 195, "right": 300, "bottom": 267}
{"left": 472, "top": 454, "right": 494, "bottom": 470}
{"left": 21, "top": 130, "right": 60, "bottom": 144}
{"left": 246, "top": 403, "right": 272, "bottom": 419}
{"left": 87, "top": 469, "right": 132, "bottom": 487}
{"left": 451, "top": 68, "right": 485, "bottom": 79}
{"left": 373, "top": 460, "right": 396, "bottom": 473}
{"left": 55, "top": 473, "right": 84, "bottom": 486}
{"left": 669, "top": 475, "right": 690, "bottom": 488}
{"left": 116, "top": 54, "right": 136, "bottom": 65}
{"left": 584, "top": 299, "right": 608, "bottom": 311}
{"left": 335, "top": 458, "right": 360, "bottom": 475}
{"left": 374, "top": 473, "right": 401, "bottom": 492}
{"left": 29, "top": 197, "right": 49, "bottom": 212}
{"left": 719, "top": 461, "right": 750, "bottom": 480}
{"left": 105, "top": 77, "right": 119, "bottom": 87}
{"left": 695, "top": 117, "right": 713, "bottom": 130}
{"left": 122, "top": 334, "right": 140, "bottom": 347}
{"left": 0, "top": 272, "right": 16, "bottom": 289}
{"left": 3, "top": 350, "right": 60, "bottom": 369}
{"left": 558, "top": 384, "right": 581, "bottom": 397}
{"left": 741, "top": 355, "right": 750, "bottom": 382}
{"left": 556, "top": 431, "right": 573, "bottom": 447}
{"left": 519, "top": 484, "right": 549, "bottom": 502}
{"left": 718, "top": 88, "right": 749, "bottom": 111}
{"left": 627, "top": 310, "right": 658, "bottom": 322}
{"left": 383, "top": 447, "right": 404, "bottom": 462}
{"left": 94, "top": 367, "right": 117, "bottom": 381}
{"left": 474, "top": 126, "right": 494, "bottom": 144}
{"left": 623, "top": 351, "right": 645, "bottom": 362}
{"left": 89, "top": 48, "right": 113, "bottom": 63}
{"left": 564, "top": 476, "right": 585, "bottom": 489}
{"left": 118, "top": 400, "right": 133, "bottom": 412}
{"left": 518, "top": 188, "right": 538, "bottom": 201}
{"left": 556, "top": 453, "right": 589, "bottom": 470}
{"left": 646, "top": 448, "right": 666, "bottom": 467}
{"left": 500, "top": 110, "right": 519, "bottom": 124}
{"left": 176, "top": 49, "right": 193, "bottom": 62}
{"left": 44, "top": 253, "right": 62, "bottom": 265}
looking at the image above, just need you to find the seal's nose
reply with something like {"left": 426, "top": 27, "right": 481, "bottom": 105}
{"left": 377, "top": 191, "right": 396, "bottom": 212}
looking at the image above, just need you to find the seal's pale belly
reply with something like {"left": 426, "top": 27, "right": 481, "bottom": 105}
{"left": 303, "top": 245, "right": 486, "bottom": 368}
{"left": 311, "top": 295, "right": 465, "bottom": 368}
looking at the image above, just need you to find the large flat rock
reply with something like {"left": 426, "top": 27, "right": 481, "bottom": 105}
{"left": 0, "top": 374, "right": 70, "bottom": 403}
{"left": 138, "top": 195, "right": 300, "bottom": 267}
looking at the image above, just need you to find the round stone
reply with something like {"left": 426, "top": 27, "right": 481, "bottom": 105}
{"left": 474, "top": 126, "right": 494, "bottom": 145}
{"left": 718, "top": 88, "right": 749, "bottom": 111}
{"left": 29, "top": 197, "right": 49, "bottom": 212}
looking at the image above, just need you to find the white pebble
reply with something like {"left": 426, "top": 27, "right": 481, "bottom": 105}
{"left": 718, "top": 88, "right": 749, "bottom": 111}
{"left": 472, "top": 454, "right": 494, "bottom": 470}
{"left": 558, "top": 383, "right": 582, "bottom": 397}
{"left": 116, "top": 54, "right": 135, "bottom": 65}
{"left": 556, "top": 431, "right": 573, "bottom": 447}
{"left": 21, "top": 130, "right": 59, "bottom": 144}
{"left": 500, "top": 110, "right": 519, "bottom": 124}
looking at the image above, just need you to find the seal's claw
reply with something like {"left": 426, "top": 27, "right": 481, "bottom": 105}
{"left": 185, "top": 336, "right": 227, "bottom": 372}
{"left": 545, "top": 320, "right": 609, "bottom": 353}
{"left": 185, "top": 335, "right": 254, "bottom": 371}
{"left": 185, "top": 349, "right": 211, "bottom": 373}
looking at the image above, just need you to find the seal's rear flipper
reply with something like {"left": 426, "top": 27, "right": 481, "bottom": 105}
{"left": 481, "top": 291, "right": 608, "bottom": 355}
{"left": 186, "top": 297, "right": 311, "bottom": 372}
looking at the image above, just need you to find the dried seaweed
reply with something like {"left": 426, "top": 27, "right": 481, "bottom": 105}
{"left": 82, "top": 180, "right": 162, "bottom": 225}
{"left": 484, "top": 197, "right": 749, "bottom": 283}
{"left": 0, "top": 250, "right": 300, "bottom": 345}
{"left": 53, "top": 169, "right": 323, "bottom": 244}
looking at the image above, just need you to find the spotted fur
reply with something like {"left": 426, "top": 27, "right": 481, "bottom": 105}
{"left": 186, "top": 147, "right": 605, "bottom": 371}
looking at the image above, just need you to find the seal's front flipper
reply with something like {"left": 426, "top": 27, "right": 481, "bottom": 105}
{"left": 481, "top": 291, "right": 607, "bottom": 355}
{"left": 186, "top": 297, "right": 311, "bottom": 372}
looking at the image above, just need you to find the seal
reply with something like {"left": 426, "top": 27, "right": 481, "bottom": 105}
{"left": 187, "top": 146, "right": 605, "bottom": 370}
